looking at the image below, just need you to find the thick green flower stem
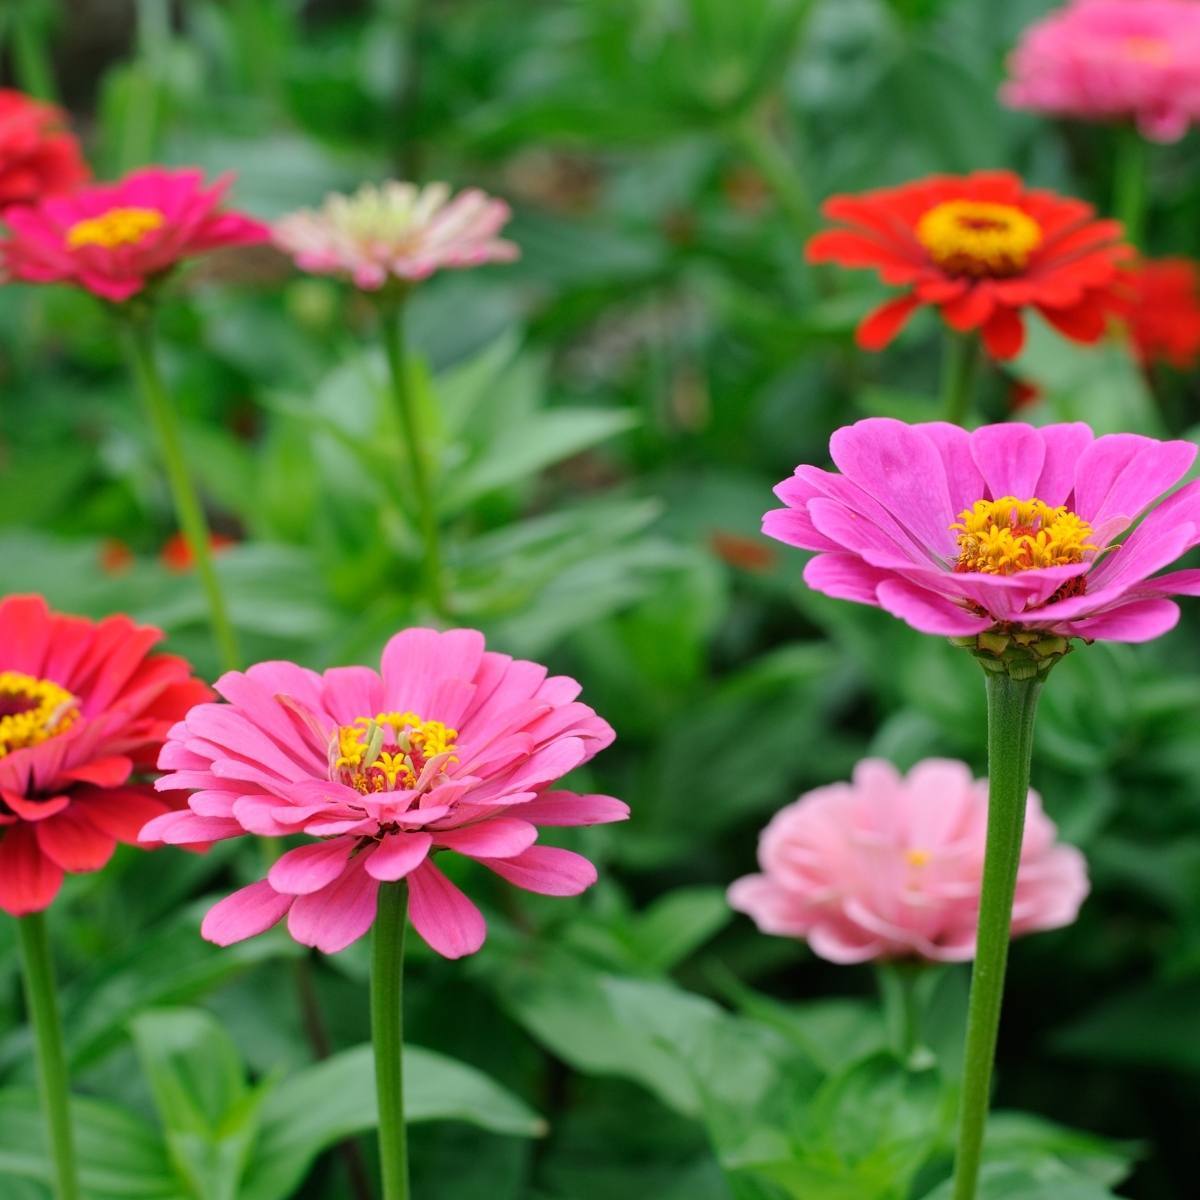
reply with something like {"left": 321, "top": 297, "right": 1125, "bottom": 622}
{"left": 1113, "top": 124, "right": 1148, "bottom": 249}
{"left": 16, "top": 913, "right": 80, "bottom": 1200}
{"left": 372, "top": 882, "right": 410, "bottom": 1200}
{"left": 950, "top": 670, "right": 1043, "bottom": 1200}
{"left": 379, "top": 302, "right": 446, "bottom": 615}
{"left": 940, "top": 332, "right": 981, "bottom": 428}
{"left": 119, "top": 317, "right": 240, "bottom": 674}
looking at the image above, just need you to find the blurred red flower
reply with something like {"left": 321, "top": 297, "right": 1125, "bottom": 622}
{"left": 1117, "top": 257, "right": 1200, "bottom": 370}
{"left": 0, "top": 89, "right": 88, "bottom": 208}
{"left": 807, "top": 170, "right": 1130, "bottom": 360}
{"left": 161, "top": 531, "right": 235, "bottom": 573}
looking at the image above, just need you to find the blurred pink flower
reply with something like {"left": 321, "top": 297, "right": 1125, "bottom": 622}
{"left": 3, "top": 166, "right": 268, "bottom": 302}
{"left": 765, "top": 419, "right": 1200, "bottom": 643}
{"left": 272, "top": 181, "right": 518, "bottom": 289}
{"left": 141, "top": 627, "right": 625, "bottom": 959}
{"left": 1001, "top": 0, "right": 1200, "bottom": 142}
{"left": 729, "top": 758, "right": 1088, "bottom": 963}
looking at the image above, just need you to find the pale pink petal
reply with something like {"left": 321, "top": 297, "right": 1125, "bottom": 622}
{"left": 201, "top": 880, "right": 293, "bottom": 946}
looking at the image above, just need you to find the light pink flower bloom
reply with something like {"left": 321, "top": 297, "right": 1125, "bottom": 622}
{"left": 272, "top": 181, "right": 519, "bottom": 289}
{"left": 3, "top": 167, "right": 268, "bottom": 302}
{"left": 729, "top": 758, "right": 1088, "bottom": 963}
{"left": 140, "top": 628, "right": 625, "bottom": 959}
{"left": 765, "top": 419, "right": 1200, "bottom": 643}
{"left": 1001, "top": 0, "right": 1200, "bottom": 143}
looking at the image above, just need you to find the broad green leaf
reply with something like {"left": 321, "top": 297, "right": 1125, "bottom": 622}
{"left": 628, "top": 887, "right": 733, "bottom": 972}
{"left": 919, "top": 1160, "right": 1125, "bottom": 1200}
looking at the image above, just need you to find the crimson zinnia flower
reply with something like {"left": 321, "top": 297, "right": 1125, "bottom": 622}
{"left": 807, "top": 170, "right": 1129, "bottom": 359}
{"left": 1116, "top": 256, "right": 1200, "bottom": 370}
{"left": 0, "top": 89, "right": 88, "bottom": 208}
{"left": 0, "top": 595, "right": 211, "bottom": 915}
{"left": 141, "top": 627, "right": 627, "bottom": 959}
{"left": 3, "top": 166, "right": 268, "bottom": 302}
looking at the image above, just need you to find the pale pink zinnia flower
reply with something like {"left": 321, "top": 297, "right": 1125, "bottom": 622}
{"left": 140, "top": 627, "right": 626, "bottom": 959}
{"left": 1002, "top": 0, "right": 1200, "bottom": 143}
{"left": 272, "top": 181, "right": 519, "bottom": 289}
{"left": 2, "top": 166, "right": 269, "bottom": 302}
{"left": 729, "top": 758, "right": 1088, "bottom": 963}
{"left": 766, "top": 419, "right": 1200, "bottom": 643}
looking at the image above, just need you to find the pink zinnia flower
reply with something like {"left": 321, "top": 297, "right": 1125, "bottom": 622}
{"left": 765, "top": 419, "right": 1200, "bottom": 643}
{"left": 0, "top": 89, "right": 89, "bottom": 208}
{"left": 3, "top": 166, "right": 269, "bottom": 302}
{"left": 729, "top": 758, "right": 1088, "bottom": 963}
{"left": 272, "top": 181, "right": 519, "bottom": 289}
{"left": 1002, "top": 0, "right": 1200, "bottom": 143}
{"left": 141, "top": 627, "right": 626, "bottom": 959}
{"left": 0, "top": 595, "right": 212, "bottom": 916}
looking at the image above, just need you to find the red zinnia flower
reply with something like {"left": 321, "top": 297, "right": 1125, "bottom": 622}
{"left": 160, "top": 531, "right": 236, "bottom": 573}
{"left": 1116, "top": 257, "right": 1200, "bottom": 370}
{"left": 807, "top": 170, "right": 1130, "bottom": 360}
{"left": 0, "top": 595, "right": 211, "bottom": 915}
{"left": 0, "top": 89, "right": 88, "bottom": 208}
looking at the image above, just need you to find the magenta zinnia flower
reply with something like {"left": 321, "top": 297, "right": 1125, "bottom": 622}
{"left": 1002, "top": 0, "right": 1200, "bottom": 143}
{"left": 0, "top": 595, "right": 212, "bottom": 915}
{"left": 272, "top": 181, "right": 518, "bottom": 289}
{"left": 141, "top": 627, "right": 626, "bottom": 958}
{"left": 3, "top": 166, "right": 269, "bottom": 301}
{"left": 729, "top": 758, "right": 1088, "bottom": 963}
{"left": 766, "top": 419, "right": 1200, "bottom": 642}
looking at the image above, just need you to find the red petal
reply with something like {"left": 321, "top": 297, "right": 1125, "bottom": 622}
{"left": 72, "top": 786, "right": 169, "bottom": 844}
{"left": 0, "top": 824, "right": 63, "bottom": 915}
{"left": 61, "top": 756, "right": 133, "bottom": 788}
{"left": 35, "top": 806, "right": 117, "bottom": 872}
{"left": 1, "top": 790, "right": 70, "bottom": 822}
{"left": 856, "top": 294, "right": 922, "bottom": 350}
{"left": 980, "top": 308, "right": 1025, "bottom": 360}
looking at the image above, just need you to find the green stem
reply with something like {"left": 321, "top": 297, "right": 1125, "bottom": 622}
{"left": 17, "top": 914, "right": 80, "bottom": 1200}
{"left": 120, "top": 316, "right": 240, "bottom": 674}
{"left": 950, "top": 671, "right": 1042, "bottom": 1200}
{"left": 372, "top": 882, "right": 410, "bottom": 1200}
{"left": 729, "top": 114, "right": 817, "bottom": 245}
{"left": 379, "top": 302, "right": 446, "bottom": 615}
{"left": 878, "top": 961, "right": 921, "bottom": 1062}
{"left": 1113, "top": 124, "right": 1148, "bottom": 250}
{"left": 940, "top": 332, "right": 981, "bottom": 427}
{"left": 10, "top": 7, "right": 58, "bottom": 102}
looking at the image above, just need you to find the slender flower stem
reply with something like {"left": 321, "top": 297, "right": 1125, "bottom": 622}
{"left": 951, "top": 670, "right": 1042, "bottom": 1200}
{"left": 16, "top": 914, "right": 80, "bottom": 1200}
{"left": 372, "top": 882, "right": 410, "bottom": 1200}
{"left": 379, "top": 301, "right": 446, "bottom": 615}
{"left": 877, "top": 961, "right": 922, "bottom": 1063}
{"left": 119, "top": 316, "right": 240, "bottom": 674}
{"left": 940, "top": 332, "right": 981, "bottom": 427}
{"left": 1113, "top": 124, "right": 1148, "bottom": 250}
{"left": 729, "top": 113, "right": 818, "bottom": 246}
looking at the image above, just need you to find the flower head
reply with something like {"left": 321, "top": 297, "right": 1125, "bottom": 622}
{"left": 0, "top": 89, "right": 89, "bottom": 207}
{"left": 141, "top": 628, "right": 626, "bottom": 959}
{"left": 0, "top": 595, "right": 211, "bottom": 915}
{"left": 1115, "top": 256, "right": 1200, "bottom": 370}
{"left": 3, "top": 166, "right": 269, "bottom": 302}
{"left": 806, "top": 170, "right": 1129, "bottom": 359}
{"left": 729, "top": 758, "right": 1088, "bottom": 963}
{"left": 272, "top": 181, "right": 518, "bottom": 290}
{"left": 1002, "top": 0, "right": 1200, "bottom": 143}
{"left": 766, "top": 418, "right": 1200, "bottom": 647}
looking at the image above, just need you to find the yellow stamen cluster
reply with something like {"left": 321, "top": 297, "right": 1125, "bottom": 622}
{"left": 905, "top": 848, "right": 933, "bottom": 868}
{"left": 0, "top": 672, "right": 80, "bottom": 758}
{"left": 916, "top": 200, "right": 1042, "bottom": 277}
{"left": 952, "top": 497, "right": 1096, "bottom": 576}
{"left": 66, "top": 206, "right": 165, "bottom": 250}
{"left": 332, "top": 711, "right": 458, "bottom": 794}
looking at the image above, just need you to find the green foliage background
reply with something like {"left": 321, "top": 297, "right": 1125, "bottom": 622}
{"left": 1, "top": 0, "right": 1198, "bottom": 1197}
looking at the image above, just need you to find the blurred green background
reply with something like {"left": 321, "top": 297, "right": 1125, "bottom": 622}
{"left": 2, "top": 1, "right": 1199, "bottom": 1197}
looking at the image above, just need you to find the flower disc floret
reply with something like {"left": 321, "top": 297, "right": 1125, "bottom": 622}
{"left": 332, "top": 712, "right": 458, "bottom": 794}
{"left": 66, "top": 207, "right": 165, "bottom": 250}
{"left": 915, "top": 201, "right": 1042, "bottom": 278}
{"left": 952, "top": 497, "right": 1096, "bottom": 575}
{"left": 0, "top": 672, "right": 79, "bottom": 756}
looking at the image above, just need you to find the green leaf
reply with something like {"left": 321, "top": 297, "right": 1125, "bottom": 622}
{"left": 629, "top": 887, "right": 733, "bottom": 972}
{"left": 0, "top": 1089, "right": 181, "bottom": 1199}
{"left": 239, "top": 1044, "right": 546, "bottom": 1200}
{"left": 919, "top": 1159, "right": 1125, "bottom": 1200}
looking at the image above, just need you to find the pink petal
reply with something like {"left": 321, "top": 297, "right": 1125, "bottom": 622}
{"left": 1066, "top": 598, "right": 1181, "bottom": 642}
{"left": 406, "top": 860, "right": 486, "bottom": 959}
{"left": 875, "top": 579, "right": 992, "bottom": 636}
{"left": 482, "top": 845, "right": 597, "bottom": 896}
{"left": 511, "top": 791, "right": 629, "bottom": 826}
{"left": 286, "top": 853, "right": 380, "bottom": 953}
{"left": 201, "top": 879, "right": 294, "bottom": 946}
{"left": 268, "top": 836, "right": 356, "bottom": 896}
{"left": 969, "top": 423, "right": 1046, "bottom": 500}
{"left": 139, "top": 808, "right": 243, "bottom": 846}
{"left": 435, "top": 817, "right": 538, "bottom": 859}
{"left": 364, "top": 832, "right": 432, "bottom": 881}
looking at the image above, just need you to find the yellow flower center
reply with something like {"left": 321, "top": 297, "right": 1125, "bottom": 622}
{"left": 916, "top": 200, "right": 1042, "bottom": 277}
{"left": 905, "top": 848, "right": 932, "bottom": 868}
{"left": 1122, "top": 35, "right": 1171, "bottom": 64}
{"left": 0, "top": 672, "right": 80, "bottom": 758}
{"left": 66, "top": 206, "right": 165, "bottom": 250}
{"left": 952, "top": 497, "right": 1096, "bottom": 576}
{"left": 330, "top": 711, "right": 458, "bottom": 794}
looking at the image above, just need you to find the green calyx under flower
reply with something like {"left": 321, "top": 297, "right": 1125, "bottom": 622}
{"left": 949, "top": 629, "right": 1074, "bottom": 679}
